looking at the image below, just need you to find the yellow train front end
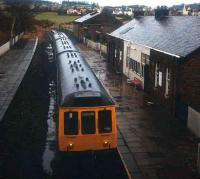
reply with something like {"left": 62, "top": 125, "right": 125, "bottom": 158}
{"left": 58, "top": 105, "right": 117, "bottom": 152}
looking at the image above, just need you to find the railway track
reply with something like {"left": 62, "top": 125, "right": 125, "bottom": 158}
{"left": 43, "top": 33, "right": 130, "bottom": 178}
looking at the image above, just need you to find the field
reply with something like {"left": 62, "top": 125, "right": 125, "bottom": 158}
{"left": 34, "top": 12, "right": 80, "bottom": 25}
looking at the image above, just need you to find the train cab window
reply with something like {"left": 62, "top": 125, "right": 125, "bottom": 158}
{"left": 81, "top": 111, "right": 95, "bottom": 134}
{"left": 98, "top": 110, "right": 112, "bottom": 133}
{"left": 64, "top": 112, "right": 78, "bottom": 135}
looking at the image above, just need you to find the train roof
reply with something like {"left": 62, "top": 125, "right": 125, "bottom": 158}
{"left": 57, "top": 51, "right": 114, "bottom": 107}
{"left": 57, "top": 52, "right": 114, "bottom": 107}
{"left": 52, "top": 31, "right": 68, "bottom": 40}
{"left": 53, "top": 31, "right": 78, "bottom": 53}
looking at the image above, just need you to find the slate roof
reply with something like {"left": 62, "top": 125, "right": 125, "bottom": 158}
{"left": 110, "top": 16, "right": 200, "bottom": 57}
{"left": 74, "top": 11, "right": 100, "bottom": 23}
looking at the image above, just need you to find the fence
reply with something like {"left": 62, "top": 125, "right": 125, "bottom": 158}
{"left": 83, "top": 38, "right": 107, "bottom": 56}
{"left": 0, "top": 32, "right": 24, "bottom": 57}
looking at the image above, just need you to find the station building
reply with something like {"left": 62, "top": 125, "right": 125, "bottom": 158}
{"left": 73, "top": 8, "right": 122, "bottom": 42}
{"left": 108, "top": 15, "right": 200, "bottom": 136}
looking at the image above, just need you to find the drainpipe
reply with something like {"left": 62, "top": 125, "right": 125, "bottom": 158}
{"left": 172, "top": 56, "right": 182, "bottom": 116}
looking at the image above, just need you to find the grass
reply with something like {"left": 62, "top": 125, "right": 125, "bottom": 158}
{"left": 34, "top": 12, "right": 80, "bottom": 25}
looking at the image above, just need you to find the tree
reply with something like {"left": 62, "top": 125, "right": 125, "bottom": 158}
{"left": 4, "top": 0, "right": 36, "bottom": 41}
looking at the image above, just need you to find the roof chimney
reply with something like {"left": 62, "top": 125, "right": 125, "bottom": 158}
{"left": 155, "top": 6, "right": 169, "bottom": 19}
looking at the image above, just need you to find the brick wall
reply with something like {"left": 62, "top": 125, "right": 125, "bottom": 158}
{"left": 179, "top": 50, "right": 200, "bottom": 112}
{"left": 149, "top": 50, "right": 179, "bottom": 113}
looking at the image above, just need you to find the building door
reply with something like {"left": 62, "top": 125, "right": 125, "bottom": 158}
{"left": 107, "top": 41, "right": 115, "bottom": 65}
{"left": 144, "top": 64, "right": 150, "bottom": 92}
{"left": 175, "top": 96, "right": 188, "bottom": 124}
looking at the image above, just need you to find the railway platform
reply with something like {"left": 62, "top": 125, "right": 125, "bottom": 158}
{"left": 77, "top": 43, "right": 199, "bottom": 179}
{"left": 0, "top": 38, "right": 38, "bottom": 122}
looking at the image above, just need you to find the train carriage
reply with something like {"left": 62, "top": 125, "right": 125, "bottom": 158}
{"left": 52, "top": 31, "right": 117, "bottom": 152}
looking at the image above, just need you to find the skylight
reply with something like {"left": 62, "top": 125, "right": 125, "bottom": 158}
{"left": 120, "top": 27, "right": 134, "bottom": 34}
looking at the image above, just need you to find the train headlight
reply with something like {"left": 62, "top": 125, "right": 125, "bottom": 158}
{"left": 103, "top": 140, "right": 110, "bottom": 147}
{"left": 68, "top": 143, "right": 73, "bottom": 149}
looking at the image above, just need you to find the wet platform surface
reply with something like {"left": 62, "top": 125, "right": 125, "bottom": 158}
{"left": 77, "top": 43, "right": 199, "bottom": 179}
{"left": 0, "top": 38, "right": 38, "bottom": 121}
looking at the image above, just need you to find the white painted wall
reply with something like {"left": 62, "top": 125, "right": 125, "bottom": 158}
{"left": 100, "top": 44, "right": 107, "bottom": 55}
{"left": 123, "top": 40, "right": 150, "bottom": 89}
{"left": 0, "top": 42, "right": 10, "bottom": 57}
{"left": 86, "top": 39, "right": 99, "bottom": 51}
{"left": 84, "top": 38, "right": 107, "bottom": 55}
{"left": 188, "top": 107, "right": 200, "bottom": 137}
{"left": 0, "top": 33, "right": 24, "bottom": 57}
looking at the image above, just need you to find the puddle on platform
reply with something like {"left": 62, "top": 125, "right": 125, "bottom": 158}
{"left": 42, "top": 81, "right": 56, "bottom": 175}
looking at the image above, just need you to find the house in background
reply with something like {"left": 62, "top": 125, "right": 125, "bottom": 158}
{"left": 73, "top": 8, "right": 122, "bottom": 41}
{"left": 182, "top": 4, "right": 191, "bottom": 15}
{"left": 108, "top": 12, "right": 200, "bottom": 136}
{"left": 182, "top": 4, "right": 200, "bottom": 16}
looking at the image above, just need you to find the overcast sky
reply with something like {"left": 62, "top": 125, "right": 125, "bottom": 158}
{"left": 55, "top": 0, "right": 199, "bottom": 7}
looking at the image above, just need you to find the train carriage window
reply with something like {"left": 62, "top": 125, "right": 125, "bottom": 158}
{"left": 98, "top": 110, "right": 112, "bottom": 133}
{"left": 64, "top": 112, "right": 78, "bottom": 135}
{"left": 81, "top": 111, "right": 95, "bottom": 134}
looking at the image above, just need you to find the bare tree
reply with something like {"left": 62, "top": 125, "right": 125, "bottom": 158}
{"left": 4, "top": 0, "right": 36, "bottom": 43}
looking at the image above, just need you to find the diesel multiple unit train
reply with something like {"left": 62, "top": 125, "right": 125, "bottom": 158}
{"left": 52, "top": 31, "right": 117, "bottom": 152}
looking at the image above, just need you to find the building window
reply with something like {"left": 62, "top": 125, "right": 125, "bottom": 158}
{"left": 128, "top": 58, "right": 143, "bottom": 77}
{"left": 115, "top": 49, "right": 117, "bottom": 58}
{"left": 120, "top": 51, "right": 122, "bottom": 61}
{"left": 155, "top": 63, "right": 159, "bottom": 87}
{"left": 158, "top": 71, "right": 162, "bottom": 86}
{"left": 165, "top": 68, "right": 170, "bottom": 97}
{"left": 155, "top": 65, "right": 162, "bottom": 87}
{"left": 141, "top": 53, "right": 150, "bottom": 65}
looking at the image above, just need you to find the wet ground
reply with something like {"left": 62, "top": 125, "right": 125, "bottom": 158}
{"left": 0, "top": 35, "right": 128, "bottom": 178}
{"left": 77, "top": 43, "right": 199, "bottom": 179}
